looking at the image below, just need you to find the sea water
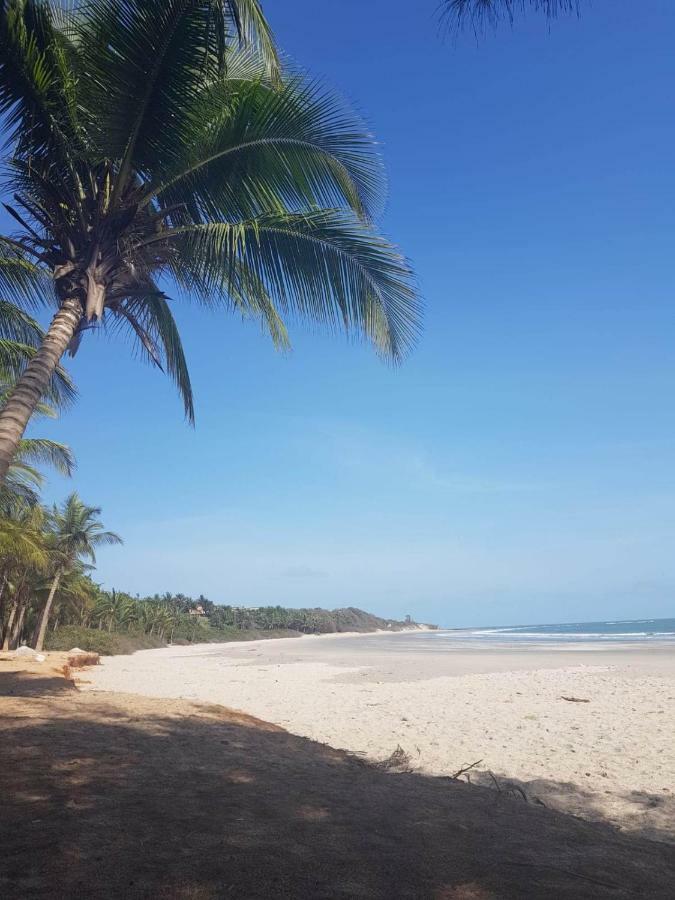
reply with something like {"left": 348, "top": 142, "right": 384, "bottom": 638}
{"left": 435, "top": 617, "right": 675, "bottom": 645}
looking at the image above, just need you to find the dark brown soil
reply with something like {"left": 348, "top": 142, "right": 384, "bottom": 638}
{"left": 1, "top": 665, "right": 674, "bottom": 899}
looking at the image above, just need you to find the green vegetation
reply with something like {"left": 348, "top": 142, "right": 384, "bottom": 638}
{"left": 1, "top": 490, "right": 413, "bottom": 653}
{"left": 0, "top": 0, "right": 420, "bottom": 483}
{"left": 45, "top": 625, "right": 166, "bottom": 656}
{"left": 33, "top": 493, "right": 122, "bottom": 651}
{"left": 0, "top": 298, "right": 77, "bottom": 511}
{"left": 40, "top": 589, "right": 414, "bottom": 655}
{"left": 0, "top": 491, "right": 121, "bottom": 652}
{"left": 0, "top": 421, "right": 413, "bottom": 653}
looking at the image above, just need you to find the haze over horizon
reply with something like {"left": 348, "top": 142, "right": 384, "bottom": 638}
{"left": 9, "top": 0, "right": 675, "bottom": 628}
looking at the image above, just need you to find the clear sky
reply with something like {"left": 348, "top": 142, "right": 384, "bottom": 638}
{"left": 17, "top": 0, "right": 675, "bottom": 627}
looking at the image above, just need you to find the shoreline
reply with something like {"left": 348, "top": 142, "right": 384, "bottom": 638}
{"left": 172, "top": 631, "right": 675, "bottom": 653}
{"left": 159, "top": 623, "right": 675, "bottom": 655}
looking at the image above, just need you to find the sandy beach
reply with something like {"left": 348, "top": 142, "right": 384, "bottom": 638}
{"left": 5, "top": 654, "right": 675, "bottom": 899}
{"left": 84, "top": 630, "right": 675, "bottom": 841}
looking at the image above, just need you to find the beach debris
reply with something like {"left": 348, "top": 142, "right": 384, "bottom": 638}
{"left": 483, "top": 771, "right": 534, "bottom": 805}
{"left": 450, "top": 759, "right": 483, "bottom": 781}
{"left": 560, "top": 696, "right": 590, "bottom": 703}
{"left": 376, "top": 745, "right": 413, "bottom": 773}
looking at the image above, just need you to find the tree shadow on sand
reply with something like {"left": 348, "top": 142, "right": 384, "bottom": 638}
{"left": 1, "top": 673, "right": 674, "bottom": 900}
{"left": 0, "top": 669, "right": 76, "bottom": 698}
{"left": 470, "top": 770, "right": 675, "bottom": 844}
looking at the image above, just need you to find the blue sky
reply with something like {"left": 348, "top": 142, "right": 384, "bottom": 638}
{"left": 17, "top": 0, "right": 675, "bottom": 626}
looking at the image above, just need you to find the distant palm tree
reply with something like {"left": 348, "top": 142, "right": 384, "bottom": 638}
{"left": 441, "top": 0, "right": 581, "bottom": 33}
{"left": 34, "top": 493, "right": 122, "bottom": 651}
{"left": 0, "top": 0, "right": 420, "bottom": 482}
{"left": 0, "top": 502, "right": 49, "bottom": 650}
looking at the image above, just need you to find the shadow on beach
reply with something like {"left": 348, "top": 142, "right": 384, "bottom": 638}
{"left": 1, "top": 670, "right": 674, "bottom": 900}
{"left": 470, "top": 770, "right": 675, "bottom": 845}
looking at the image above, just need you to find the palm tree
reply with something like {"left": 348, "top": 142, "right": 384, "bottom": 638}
{"left": 0, "top": 502, "right": 49, "bottom": 649}
{"left": 1, "top": 435, "right": 74, "bottom": 512}
{"left": 441, "top": 0, "right": 581, "bottom": 33}
{"left": 0, "top": 0, "right": 420, "bottom": 482}
{"left": 46, "top": 568, "right": 99, "bottom": 632}
{"left": 34, "top": 492, "right": 122, "bottom": 651}
{"left": 0, "top": 298, "right": 77, "bottom": 408}
{"left": 0, "top": 372, "right": 75, "bottom": 513}
{"left": 0, "top": 273, "right": 77, "bottom": 508}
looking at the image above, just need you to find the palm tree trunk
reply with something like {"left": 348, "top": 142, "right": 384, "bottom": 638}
{"left": 3, "top": 597, "right": 18, "bottom": 651}
{"left": 35, "top": 568, "right": 63, "bottom": 652}
{"left": 2, "top": 572, "right": 27, "bottom": 651}
{"left": 0, "top": 570, "right": 8, "bottom": 643}
{"left": 9, "top": 592, "right": 29, "bottom": 650}
{"left": 0, "top": 297, "right": 82, "bottom": 484}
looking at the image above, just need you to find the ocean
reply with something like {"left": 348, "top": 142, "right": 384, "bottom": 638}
{"left": 436, "top": 617, "right": 675, "bottom": 645}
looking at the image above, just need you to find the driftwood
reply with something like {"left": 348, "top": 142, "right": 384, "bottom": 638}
{"left": 487, "top": 771, "right": 530, "bottom": 804}
{"left": 450, "top": 759, "right": 483, "bottom": 780}
{"left": 560, "top": 696, "right": 590, "bottom": 703}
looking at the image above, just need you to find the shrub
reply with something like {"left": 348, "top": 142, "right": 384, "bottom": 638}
{"left": 46, "top": 626, "right": 165, "bottom": 656}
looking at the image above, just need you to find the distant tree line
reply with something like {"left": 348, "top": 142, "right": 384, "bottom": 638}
{"left": 38, "top": 584, "right": 411, "bottom": 650}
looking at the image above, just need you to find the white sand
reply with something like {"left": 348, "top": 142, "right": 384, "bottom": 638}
{"left": 84, "top": 632, "right": 675, "bottom": 840}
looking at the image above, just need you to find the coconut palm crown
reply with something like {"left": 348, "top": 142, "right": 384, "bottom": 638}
{"left": 33, "top": 491, "right": 122, "bottom": 651}
{"left": 0, "top": 0, "right": 421, "bottom": 482}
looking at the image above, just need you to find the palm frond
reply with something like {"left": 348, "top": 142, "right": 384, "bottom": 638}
{"left": 75, "top": 0, "right": 279, "bottom": 195}
{"left": 167, "top": 253, "right": 291, "bottom": 349}
{"left": 149, "top": 74, "right": 386, "bottom": 223}
{"left": 0, "top": 339, "right": 77, "bottom": 409}
{"left": 0, "top": 298, "right": 45, "bottom": 343}
{"left": 440, "top": 0, "right": 580, "bottom": 33}
{"left": 89, "top": 528, "right": 123, "bottom": 548}
{"left": 156, "top": 211, "right": 420, "bottom": 361}
{"left": 0, "top": 0, "right": 83, "bottom": 170}
{"left": 0, "top": 244, "right": 53, "bottom": 310}
{"left": 225, "top": 0, "right": 279, "bottom": 81}
{"left": 16, "top": 436, "right": 75, "bottom": 477}
{"left": 4, "top": 457, "right": 43, "bottom": 495}
{"left": 0, "top": 506, "right": 48, "bottom": 557}
{"left": 107, "top": 290, "right": 195, "bottom": 423}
